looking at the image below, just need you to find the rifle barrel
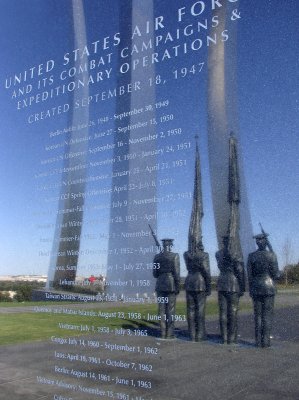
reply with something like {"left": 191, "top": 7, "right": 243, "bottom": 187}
{"left": 148, "top": 224, "right": 161, "bottom": 249}
{"left": 258, "top": 222, "right": 273, "bottom": 252}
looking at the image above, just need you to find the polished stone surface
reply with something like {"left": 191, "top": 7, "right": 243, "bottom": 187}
{"left": 0, "top": 293, "right": 298, "bottom": 399}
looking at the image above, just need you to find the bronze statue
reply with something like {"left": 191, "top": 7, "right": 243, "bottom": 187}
{"left": 153, "top": 238, "right": 180, "bottom": 339}
{"left": 247, "top": 230, "right": 280, "bottom": 347}
{"left": 216, "top": 134, "right": 245, "bottom": 344}
{"left": 184, "top": 136, "right": 211, "bottom": 341}
{"left": 184, "top": 242, "right": 211, "bottom": 341}
{"left": 216, "top": 235, "right": 245, "bottom": 344}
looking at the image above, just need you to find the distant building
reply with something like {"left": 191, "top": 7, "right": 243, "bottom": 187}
{"left": 0, "top": 275, "right": 47, "bottom": 282}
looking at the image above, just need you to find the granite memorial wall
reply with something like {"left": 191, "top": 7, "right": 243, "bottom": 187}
{"left": 1, "top": 1, "right": 298, "bottom": 399}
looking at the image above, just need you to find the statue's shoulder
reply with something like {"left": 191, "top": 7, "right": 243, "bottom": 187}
{"left": 248, "top": 250, "right": 257, "bottom": 259}
{"left": 195, "top": 251, "right": 209, "bottom": 262}
{"left": 249, "top": 249, "right": 263, "bottom": 257}
{"left": 215, "top": 249, "right": 223, "bottom": 260}
{"left": 154, "top": 252, "right": 163, "bottom": 262}
{"left": 268, "top": 250, "right": 278, "bottom": 262}
{"left": 248, "top": 249, "right": 275, "bottom": 261}
{"left": 157, "top": 251, "right": 177, "bottom": 260}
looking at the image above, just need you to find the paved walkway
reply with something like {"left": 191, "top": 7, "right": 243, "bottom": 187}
{"left": 0, "top": 300, "right": 298, "bottom": 400}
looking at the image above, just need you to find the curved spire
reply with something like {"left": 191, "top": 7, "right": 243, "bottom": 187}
{"left": 47, "top": 0, "right": 90, "bottom": 289}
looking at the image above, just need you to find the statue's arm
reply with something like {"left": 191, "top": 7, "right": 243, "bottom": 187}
{"left": 246, "top": 255, "right": 253, "bottom": 297}
{"left": 174, "top": 254, "right": 181, "bottom": 294}
{"left": 234, "top": 259, "right": 245, "bottom": 295}
{"left": 269, "top": 252, "right": 280, "bottom": 281}
{"left": 215, "top": 251, "right": 222, "bottom": 271}
{"left": 183, "top": 252, "right": 192, "bottom": 273}
{"left": 202, "top": 255, "right": 211, "bottom": 295}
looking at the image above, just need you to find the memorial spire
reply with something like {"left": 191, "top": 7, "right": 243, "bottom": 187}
{"left": 207, "top": 1, "right": 254, "bottom": 259}
{"left": 48, "top": 0, "right": 89, "bottom": 289}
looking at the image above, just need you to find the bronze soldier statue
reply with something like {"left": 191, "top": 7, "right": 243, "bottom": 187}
{"left": 184, "top": 242, "right": 211, "bottom": 341}
{"left": 247, "top": 232, "right": 280, "bottom": 347}
{"left": 153, "top": 239, "right": 180, "bottom": 339}
{"left": 216, "top": 235, "right": 245, "bottom": 344}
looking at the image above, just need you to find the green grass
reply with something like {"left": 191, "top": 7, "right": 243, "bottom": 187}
{"left": 0, "top": 311, "right": 126, "bottom": 345}
{"left": 0, "top": 304, "right": 152, "bottom": 346}
{"left": 0, "top": 299, "right": 253, "bottom": 346}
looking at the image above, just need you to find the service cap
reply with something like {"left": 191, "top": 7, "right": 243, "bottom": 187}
{"left": 162, "top": 238, "right": 174, "bottom": 245}
{"left": 253, "top": 233, "right": 269, "bottom": 239}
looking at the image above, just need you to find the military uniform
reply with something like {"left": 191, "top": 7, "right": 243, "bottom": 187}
{"left": 153, "top": 239, "right": 180, "bottom": 339}
{"left": 216, "top": 240, "right": 245, "bottom": 344}
{"left": 247, "top": 234, "right": 280, "bottom": 347}
{"left": 184, "top": 249, "right": 211, "bottom": 341}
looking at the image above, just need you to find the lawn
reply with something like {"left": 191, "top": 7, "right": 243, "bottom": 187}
{"left": 0, "top": 298, "right": 253, "bottom": 346}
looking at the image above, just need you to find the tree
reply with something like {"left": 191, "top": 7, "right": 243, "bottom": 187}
{"left": 285, "top": 263, "right": 299, "bottom": 284}
{"left": 0, "top": 292, "right": 13, "bottom": 302}
{"left": 14, "top": 284, "right": 33, "bottom": 302}
{"left": 282, "top": 238, "right": 293, "bottom": 285}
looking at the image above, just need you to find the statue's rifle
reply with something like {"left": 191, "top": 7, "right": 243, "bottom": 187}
{"left": 148, "top": 224, "right": 161, "bottom": 252}
{"left": 259, "top": 222, "right": 273, "bottom": 252}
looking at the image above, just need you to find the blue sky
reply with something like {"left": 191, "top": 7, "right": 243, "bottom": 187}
{"left": 0, "top": 1, "right": 298, "bottom": 277}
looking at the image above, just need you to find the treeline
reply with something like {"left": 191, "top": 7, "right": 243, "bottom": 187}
{"left": 279, "top": 263, "right": 299, "bottom": 285}
{"left": 0, "top": 280, "right": 44, "bottom": 291}
{"left": 180, "top": 264, "right": 299, "bottom": 290}
{"left": 0, "top": 281, "right": 44, "bottom": 302}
